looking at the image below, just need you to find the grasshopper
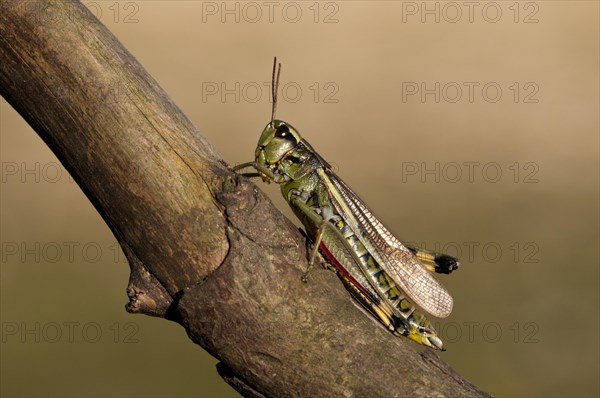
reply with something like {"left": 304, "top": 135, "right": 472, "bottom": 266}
{"left": 235, "top": 58, "right": 459, "bottom": 350}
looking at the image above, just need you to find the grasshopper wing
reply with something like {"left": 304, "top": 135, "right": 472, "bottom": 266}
{"left": 324, "top": 170, "right": 453, "bottom": 318}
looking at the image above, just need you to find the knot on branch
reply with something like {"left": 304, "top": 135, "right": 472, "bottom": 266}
{"left": 122, "top": 242, "right": 172, "bottom": 318}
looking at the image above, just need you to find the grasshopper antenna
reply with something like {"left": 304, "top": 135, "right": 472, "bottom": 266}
{"left": 271, "top": 57, "right": 281, "bottom": 125}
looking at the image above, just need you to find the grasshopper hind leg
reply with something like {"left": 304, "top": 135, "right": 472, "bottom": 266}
{"left": 337, "top": 273, "right": 411, "bottom": 335}
{"left": 339, "top": 273, "right": 445, "bottom": 350}
{"left": 405, "top": 312, "right": 445, "bottom": 351}
{"left": 434, "top": 254, "right": 459, "bottom": 274}
{"left": 407, "top": 246, "right": 460, "bottom": 275}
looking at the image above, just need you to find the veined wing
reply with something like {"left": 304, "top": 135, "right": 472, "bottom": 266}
{"left": 321, "top": 169, "right": 453, "bottom": 318}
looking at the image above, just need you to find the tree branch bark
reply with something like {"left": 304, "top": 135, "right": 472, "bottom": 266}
{"left": 0, "top": 1, "right": 491, "bottom": 397}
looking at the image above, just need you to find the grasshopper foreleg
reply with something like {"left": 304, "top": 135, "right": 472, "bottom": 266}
{"left": 233, "top": 161, "right": 289, "bottom": 183}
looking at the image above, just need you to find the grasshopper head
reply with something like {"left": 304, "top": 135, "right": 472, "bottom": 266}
{"left": 254, "top": 119, "right": 302, "bottom": 182}
{"left": 252, "top": 59, "right": 320, "bottom": 183}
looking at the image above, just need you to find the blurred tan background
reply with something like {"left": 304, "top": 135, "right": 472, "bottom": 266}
{"left": 1, "top": 1, "right": 598, "bottom": 397}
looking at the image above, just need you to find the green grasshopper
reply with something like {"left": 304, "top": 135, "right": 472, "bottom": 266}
{"left": 235, "top": 58, "right": 458, "bottom": 350}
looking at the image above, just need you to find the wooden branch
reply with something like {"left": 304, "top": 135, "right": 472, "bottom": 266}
{"left": 0, "top": 1, "right": 491, "bottom": 397}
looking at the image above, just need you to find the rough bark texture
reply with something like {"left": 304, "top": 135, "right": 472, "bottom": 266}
{"left": 0, "top": 1, "right": 491, "bottom": 397}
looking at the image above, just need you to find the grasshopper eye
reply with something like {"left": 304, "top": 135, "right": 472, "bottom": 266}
{"left": 275, "top": 124, "right": 290, "bottom": 138}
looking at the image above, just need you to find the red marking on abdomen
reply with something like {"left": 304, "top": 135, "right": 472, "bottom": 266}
{"left": 319, "top": 242, "right": 377, "bottom": 302}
